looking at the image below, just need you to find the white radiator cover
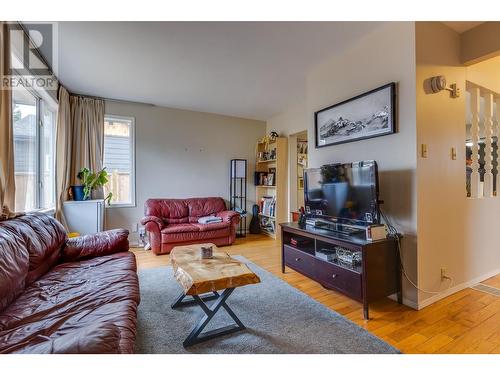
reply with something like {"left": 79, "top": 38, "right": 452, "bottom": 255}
{"left": 62, "top": 199, "right": 105, "bottom": 234}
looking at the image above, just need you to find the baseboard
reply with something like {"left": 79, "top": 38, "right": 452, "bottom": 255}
{"left": 417, "top": 267, "right": 500, "bottom": 310}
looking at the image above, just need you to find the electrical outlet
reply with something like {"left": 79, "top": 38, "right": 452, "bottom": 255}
{"left": 441, "top": 267, "right": 448, "bottom": 281}
{"left": 131, "top": 223, "right": 139, "bottom": 233}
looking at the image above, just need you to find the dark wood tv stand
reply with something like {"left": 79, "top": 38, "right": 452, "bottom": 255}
{"left": 280, "top": 222, "right": 402, "bottom": 319}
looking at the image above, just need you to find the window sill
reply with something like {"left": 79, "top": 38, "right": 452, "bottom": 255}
{"left": 26, "top": 207, "right": 56, "bottom": 216}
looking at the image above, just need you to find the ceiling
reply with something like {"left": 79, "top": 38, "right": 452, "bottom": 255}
{"left": 441, "top": 21, "right": 484, "bottom": 34}
{"left": 57, "top": 22, "right": 383, "bottom": 120}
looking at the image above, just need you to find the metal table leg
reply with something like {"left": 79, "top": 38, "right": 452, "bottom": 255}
{"left": 172, "top": 288, "right": 246, "bottom": 348}
{"left": 171, "top": 291, "right": 220, "bottom": 308}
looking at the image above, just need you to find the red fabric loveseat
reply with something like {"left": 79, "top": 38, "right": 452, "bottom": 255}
{"left": 141, "top": 197, "right": 240, "bottom": 254}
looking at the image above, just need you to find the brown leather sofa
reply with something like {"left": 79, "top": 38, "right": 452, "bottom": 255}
{"left": 0, "top": 213, "right": 139, "bottom": 354}
{"left": 141, "top": 197, "right": 240, "bottom": 255}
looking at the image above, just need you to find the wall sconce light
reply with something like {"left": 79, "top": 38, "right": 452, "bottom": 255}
{"left": 430, "top": 75, "right": 460, "bottom": 98}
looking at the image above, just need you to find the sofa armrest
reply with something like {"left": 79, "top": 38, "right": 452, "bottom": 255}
{"left": 218, "top": 210, "right": 240, "bottom": 225}
{"left": 140, "top": 215, "right": 165, "bottom": 231}
{"left": 61, "top": 229, "right": 129, "bottom": 262}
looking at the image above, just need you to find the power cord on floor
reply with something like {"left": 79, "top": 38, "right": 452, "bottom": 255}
{"left": 380, "top": 209, "right": 454, "bottom": 295}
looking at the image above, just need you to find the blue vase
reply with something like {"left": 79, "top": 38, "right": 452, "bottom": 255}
{"left": 71, "top": 185, "right": 88, "bottom": 201}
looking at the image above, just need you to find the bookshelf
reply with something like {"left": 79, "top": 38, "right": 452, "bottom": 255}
{"left": 255, "top": 137, "right": 287, "bottom": 239}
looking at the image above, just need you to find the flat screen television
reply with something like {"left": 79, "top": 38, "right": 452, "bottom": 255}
{"left": 303, "top": 160, "right": 379, "bottom": 227}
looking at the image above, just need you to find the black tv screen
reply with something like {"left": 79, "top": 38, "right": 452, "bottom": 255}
{"left": 303, "top": 160, "right": 379, "bottom": 226}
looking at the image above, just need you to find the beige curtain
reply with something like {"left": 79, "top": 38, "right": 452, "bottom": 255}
{"left": 0, "top": 22, "right": 16, "bottom": 218}
{"left": 70, "top": 96, "right": 105, "bottom": 188}
{"left": 55, "top": 89, "right": 105, "bottom": 223}
{"left": 55, "top": 86, "right": 72, "bottom": 223}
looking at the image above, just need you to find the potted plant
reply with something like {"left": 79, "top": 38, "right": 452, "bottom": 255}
{"left": 71, "top": 167, "right": 113, "bottom": 204}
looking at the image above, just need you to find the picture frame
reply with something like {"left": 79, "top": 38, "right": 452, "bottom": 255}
{"left": 314, "top": 82, "right": 396, "bottom": 148}
{"left": 267, "top": 173, "right": 274, "bottom": 186}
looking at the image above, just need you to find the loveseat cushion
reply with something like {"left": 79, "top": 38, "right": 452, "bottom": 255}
{"left": 144, "top": 198, "right": 189, "bottom": 224}
{"left": 61, "top": 229, "right": 129, "bottom": 262}
{"left": 161, "top": 223, "right": 200, "bottom": 234}
{"left": 193, "top": 222, "right": 231, "bottom": 232}
{"left": 161, "top": 225, "right": 230, "bottom": 244}
{"left": 187, "top": 197, "right": 226, "bottom": 223}
{"left": 0, "top": 252, "right": 139, "bottom": 353}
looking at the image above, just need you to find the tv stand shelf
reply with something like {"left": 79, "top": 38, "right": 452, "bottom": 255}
{"left": 280, "top": 222, "right": 402, "bottom": 319}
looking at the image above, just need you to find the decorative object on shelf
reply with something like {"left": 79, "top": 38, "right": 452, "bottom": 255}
{"left": 267, "top": 173, "right": 274, "bottom": 186}
{"left": 230, "top": 159, "right": 247, "bottom": 237}
{"left": 254, "top": 170, "right": 277, "bottom": 186}
{"left": 315, "top": 82, "right": 396, "bottom": 148}
{"left": 269, "top": 131, "right": 278, "bottom": 141}
{"left": 200, "top": 245, "right": 214, "bottom": 259}
{"left": 72, "top": 167, "right": 113, "bottom": 204}
{"left": 259, "top": 134, "right": 270, "bottom": 145}
{"left": 269, "top": 148, "right": 276, "bottom": 160}
{"left": 335, "top": 247, "right": 362, "bottom": 267}
{"left": 298, "top": 206, "right": 307, "bottom": 228}
{"left": 297, "top": 140, "right": 308, "bottom": 154}
{"left": 249, "top": 204, "right": 261, "bottom": 234}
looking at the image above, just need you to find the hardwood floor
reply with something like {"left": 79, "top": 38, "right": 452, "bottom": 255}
{"left": 131, "top": 235, "right": 500, "bottom": 354}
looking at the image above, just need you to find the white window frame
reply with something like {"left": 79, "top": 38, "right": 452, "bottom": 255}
{"left": 103, "top": 114, "right": 136, "bottom": 208}
{"left": 12, "top": 86, "right": 57, "bottom": 213}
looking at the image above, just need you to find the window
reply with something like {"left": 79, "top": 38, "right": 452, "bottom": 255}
{"left": 12, "top": 86, "right": 56, "bottom": 212}
{"left": 103, "top": 115, "right": 135, "bottom": 207}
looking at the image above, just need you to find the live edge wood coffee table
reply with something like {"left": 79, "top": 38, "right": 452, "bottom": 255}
{"left": 170, "top": 243, "right": 261, "bottom": 347}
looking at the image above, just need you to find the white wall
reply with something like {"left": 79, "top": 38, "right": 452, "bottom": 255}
{"left": 416, "top": 22, "right": 500, "bottom": 308}
{"left": 267, "top": 22, "right": 419, "bottom": 306}
{"left": 416, "top": 22, "right": 467, "bottom": 307}
{"left": 104, "top": 101, "right": 266, "bottom": 241}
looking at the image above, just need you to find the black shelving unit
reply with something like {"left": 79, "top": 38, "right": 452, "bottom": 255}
{"left": 230, "top": 159, "right": 247, "bottom": 237}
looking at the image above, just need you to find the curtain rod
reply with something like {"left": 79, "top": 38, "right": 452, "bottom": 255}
{"left": 69, "top": 92, "right": 156, "bottom": 107}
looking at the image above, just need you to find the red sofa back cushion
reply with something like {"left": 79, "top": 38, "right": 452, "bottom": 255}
{"left": 0, "top": 214, "right": 66, "bottom": 312}
{"left": 144, "top": 199, "right": 189, "bottom": 224}
{"left": 144, "top": 197, "right": 227, "bottom": 224}
{"left": 187, "top": 198, "right": 226, "bottom": 223}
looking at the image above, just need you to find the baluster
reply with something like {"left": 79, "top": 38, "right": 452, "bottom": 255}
{"left": 470, "top": 87, "right": 481, "bottom": 198}
{"left": 483, "top": 92, "right": 494, "bottom": 197}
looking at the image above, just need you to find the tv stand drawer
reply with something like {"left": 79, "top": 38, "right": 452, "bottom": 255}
{"left": 284, "top": 245, "right": 315, "bottom": 277}
{"left": 315, "top": 259, "right": 362, "bottom": 300}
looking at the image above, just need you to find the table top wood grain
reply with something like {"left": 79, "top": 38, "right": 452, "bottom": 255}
{"left": 171, "top": 243, "right": 261, "bottom": 295}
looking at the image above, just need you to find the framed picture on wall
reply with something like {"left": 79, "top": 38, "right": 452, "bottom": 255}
{"left": 314, "top": 82, "right": 396, "bottom": 148}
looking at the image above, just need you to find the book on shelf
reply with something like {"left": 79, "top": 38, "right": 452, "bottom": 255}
{"left": 259, "top": 195, "right": 276, "bottom": 218}
{"left": 260, "top": 216, "right": 275, "bottom": 234}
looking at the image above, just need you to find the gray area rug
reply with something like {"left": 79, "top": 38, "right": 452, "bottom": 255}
{"left": 136, "top": 256, "right": 399, "bottom": 354}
